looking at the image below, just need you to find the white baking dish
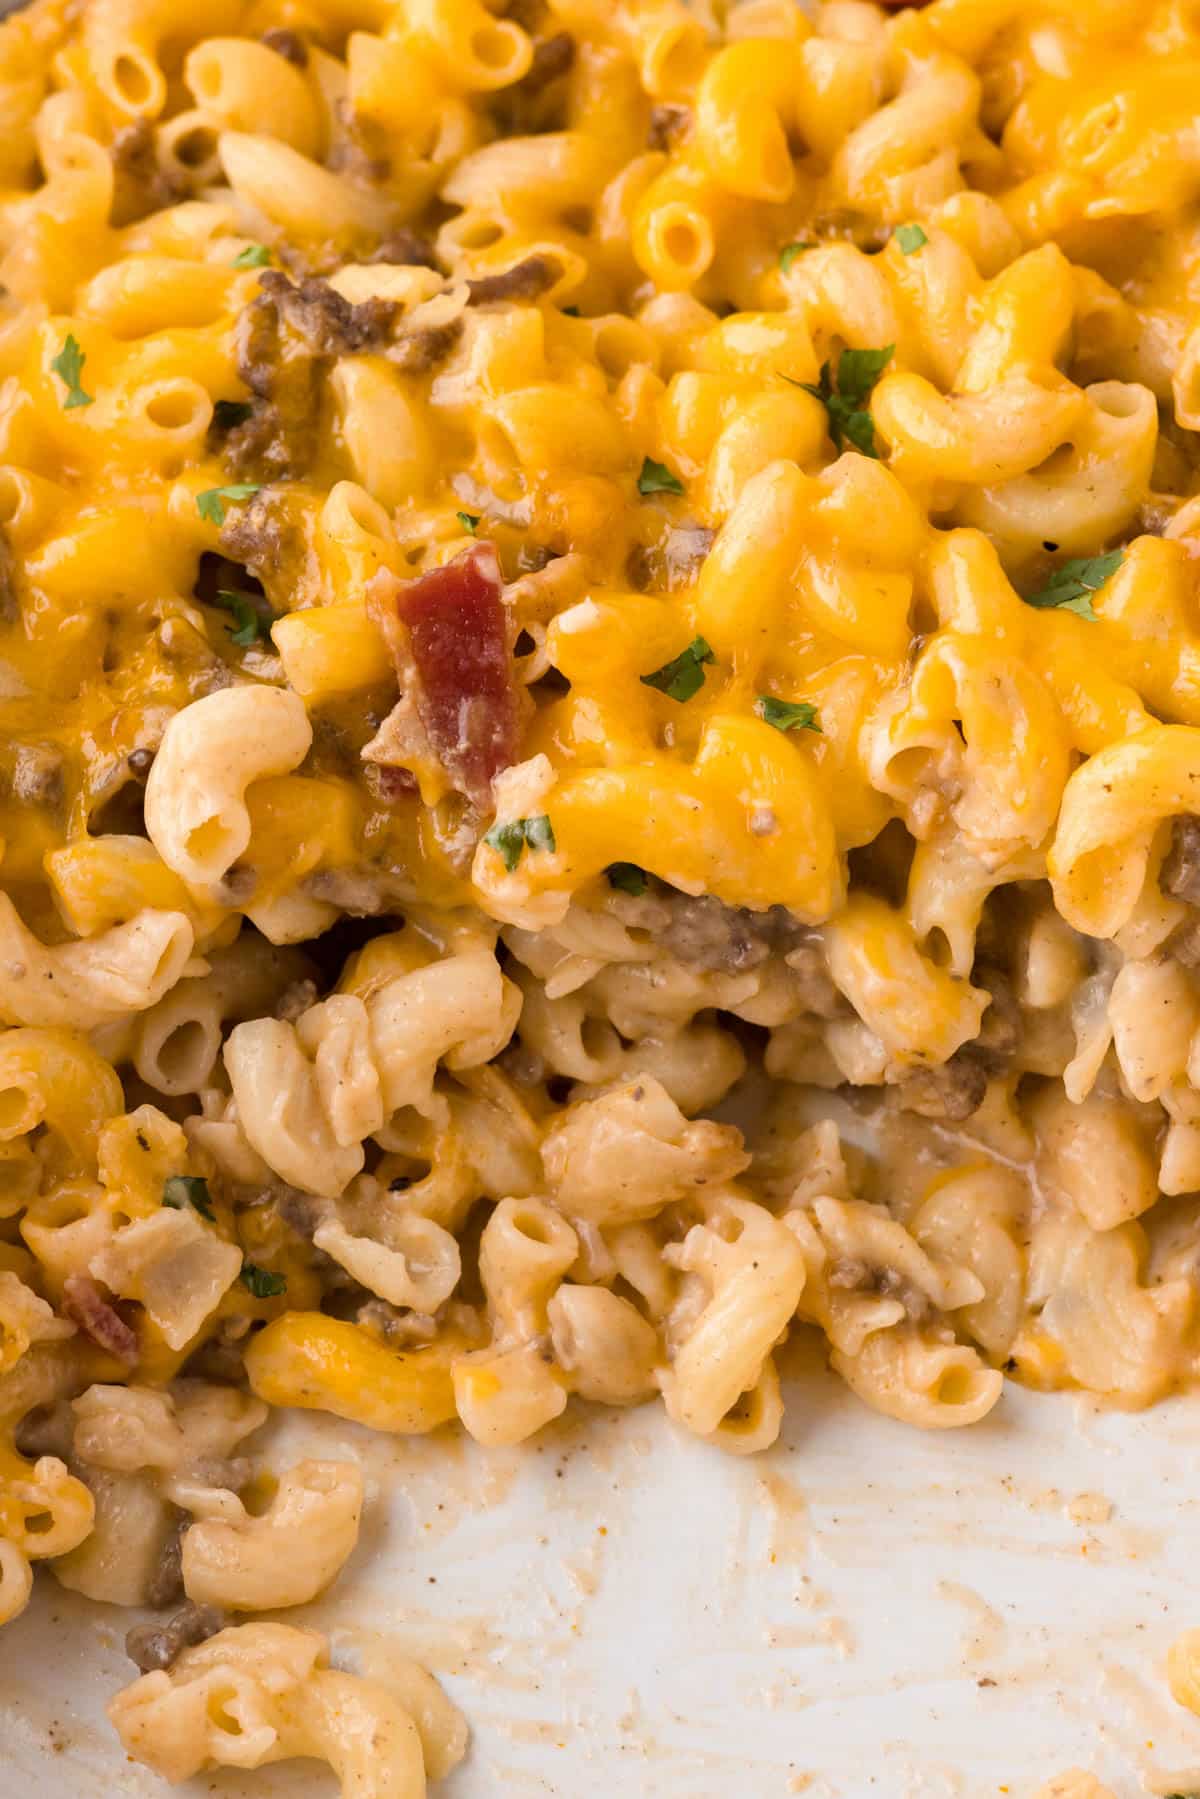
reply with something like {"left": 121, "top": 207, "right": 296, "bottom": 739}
{"left": 5, "top": 1357, "right": 1200, "bottom": 1797}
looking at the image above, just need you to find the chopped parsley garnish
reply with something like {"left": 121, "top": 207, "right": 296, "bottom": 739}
{"left": 523, "top": 813, "right": 556, "bottom": 854}
{"left": 640, "top": 635, "right": 714, "bottom": 703}
{"left": 895, "top": 224, "right": 928, "bottom": 254}
{"left": 562, "top": 305, "right": 580, "bottom": 316}
{"left": 216, "top": 589, "right": 275, "bottom": 647}
{"left": 240, "top": 1261, "right": 287, "bottom": 1298}
{"left": 50, "top": 334, "right": 93, "bottom": 410}
{"left": 833, "top": 346, "right": 896, "bottom": 405}
{"left": 485, "top": 821, "right": 525, "bottom": 872}
{"left": 1023, "top": 551, "right": 1123, "bottom": 621}
{"left": 456, "top": 510, "right": 480, "bottom": 533}
{"left": 196, "top": 483, "right": 261, "bottom": 525}
{"left": 162, "top": 1175, "right": 215, "bottom": 1222}
{"left": 788, "top": 345, "right": 895, "bottom": 459}
{"left": 637, "top": 456, "right": 685, "bottom": 497}
{"left": 757, "top": 696, "right": 821, "bottom": 734}
{"left": 606, "top": 862, "right": 648, "bottom": 896}
{"left": 483, "top": 813, "right": 557, "bottom": 872}
{"left": 212, "top": 399, "right": 253, "bottom": 429}
{"left": 779, "top": 242, "right": 815, "bottom": 273}
{"left": 232, "top": 244, "right": 272, "bottom": 268}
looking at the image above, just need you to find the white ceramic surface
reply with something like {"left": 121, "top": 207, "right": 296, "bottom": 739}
{"left": 4, "top": 1342, "right": 1200, "bottom": 1798}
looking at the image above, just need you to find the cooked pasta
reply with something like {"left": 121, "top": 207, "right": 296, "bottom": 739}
{"left": 1, "top": 0, "right": 1200, "bottom": 1786}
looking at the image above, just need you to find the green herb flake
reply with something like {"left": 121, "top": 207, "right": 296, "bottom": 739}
{"left": 483, "top": 820, "right": 528, "bottom": 873}
{"left": 1023, "top": 550, "right": 1123, "bottom": 621}
{"left": 215, "top": 589, "right": 274, "bottom": 647}
{"left": 484, "top": 815, "right": 557, "bottom": 872}
{"left": 456, "top": 510, "right": 480, "bottom": 533}
{"left": 606, "top": 862, "right": 648, "bottom": 896}
{"left": 523, "top": 814, "right": 556, "bottom": 854}
{"left": 562, "top": 305, "right": 580, "bottom": 317}
{"left": 50, "top": 334, "right": 93, "bottom": 410}
{"left": 637, "top": 456, "right": 685, "bottom": 497}
{"left": 212, "top": 399, "right": 253, "bottom": 429}
{"left": 162, "top": 1175, "right": 216, "bottom": 1222}
{"left": 895, "top": 224, "right": 928, "bottom": 255}
{"left": 197, "top": 483, "right": 261, "bottom": 526}
{"left": 240, "top": 1261, "right": 287, "bottom": 1298}
{"left": 790, "top": 344, "right": 895, "bottom": 459}
{"left": 757, "top": 696, "right": 821, "bottom": 734}
{"left": 232, "top": 244, "right": 272, "bottom": 269}
{"left": 640, "top": 635, "right": 715, "bottom": 703}
{"left": 779, "top": 242, "right": 815, "bottom": 273}
{"left": 833, "top": 345, "right": 896, "bottom": 407}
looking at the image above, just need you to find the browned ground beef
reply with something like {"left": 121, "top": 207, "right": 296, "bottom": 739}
{"left": 143, "top": 1514, "right": 186, "bottom": 1610}
{"left": 261, "top": 26, "right": 306, "bottom": 64}
{"left": 891, "top": 1052, "right": 989, "bottom": 1122}
{"left": 109, "top": 118, "right": 185, "bottom": 226}
{"left": 648, "top": 103, "right": 690, "bottom": 150}
{"left": 660, "top": 895, "right": 804, "bottom": 973}
{"left": 521, "top": 31, "right": 574, "bottom": 89}
{"left": 368, "top": 228, "right": 440, "bottom": 269}
{"left": 224, "top": 272, "right": 398, "bottom": 479}
{"left": 389, "top": 317, "right": 465, "bottom": 373}
{"left": 1163, "top": 816, "right": 1200, "bottom": 905}
{"left": 219, "top": 491, "right": 301, "bottom": 581}
{"left": 125, "top": 1600, "right": 224, "bottom": 1672}
{"left": 466, "top": 254, "right": 561, "bottom": 305}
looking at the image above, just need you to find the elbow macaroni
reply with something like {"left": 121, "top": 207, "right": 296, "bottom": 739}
{"left": 182, "top": 1458, "right": 364, "bottom": 1610}
{"left": 108, "top": 1621, "right": 463, "bottom": 1797}
{"left": 145, "top": 686, "right": 313, "bottom": 891}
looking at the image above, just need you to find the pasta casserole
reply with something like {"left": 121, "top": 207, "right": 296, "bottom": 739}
{"left": 3, "top": 0, "right": 1200, "bottom": 1787}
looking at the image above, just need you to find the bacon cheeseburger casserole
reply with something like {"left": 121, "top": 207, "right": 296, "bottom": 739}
{"left": 5, "top": 0, "right": 1200, "bottom": 1789}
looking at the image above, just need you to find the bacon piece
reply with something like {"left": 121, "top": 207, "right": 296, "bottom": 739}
{"left": 63, "top": 1275, "right": 139, "bottom": 1366}
{"left": 370, "top": 764, "right": 420, "bottom": 801}
{"left": 368, "top": 543, "right": 524, "bottom": 809}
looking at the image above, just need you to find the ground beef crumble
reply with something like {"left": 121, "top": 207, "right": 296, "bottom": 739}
{"left": 109, "top": 118, "right": 185, "bottom": 226}
{"left": 660, "top": 895, "right": 806, "bottom": 973}
{"left": 1163, "top": 816, "right": 1200, "bottom": 906}
{"left": 891, "top": 1053, "right": 989, "bottom": 1123}
{"left": 369, "top": 227, "right": 440, "bottom": 270}
{"left": 648, "top": 103, "right": 691, "bottom": 150}
{"left": 261, "top": 26, "right": 307, "bottom": 64}
{"left": 466, "top": 254, "right": 561, "bottom": 305}
{"left": 224, "top": 271, "right": 398, "bottom": 479}
{"left": 126, "top": 1601, "right": 224, "bottom": 1672}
